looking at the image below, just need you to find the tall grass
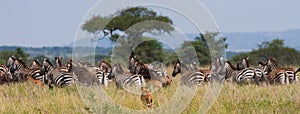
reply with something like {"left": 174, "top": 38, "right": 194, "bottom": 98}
{"left": 0, "top": 67, "right": 300, "bottom": 113}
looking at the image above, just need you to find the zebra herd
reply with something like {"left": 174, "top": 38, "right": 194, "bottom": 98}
{"left": 1, "top": 56, "right": 298, "bottom": 87}
{"left": 223, "top": 57, "right": 300, "bottom": 85}
{"left": 1, "top": 56, "right": 76, "bottom": 88}
{"left": 171, "top": 56, "right": 300, "bottom": 86}
{"left": 0, "top": 55, "right": 300, "bottom": 108}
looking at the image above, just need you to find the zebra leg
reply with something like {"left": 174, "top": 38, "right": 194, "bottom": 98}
{"left": 285, "top": 74, "right": 290, "bottom": 85}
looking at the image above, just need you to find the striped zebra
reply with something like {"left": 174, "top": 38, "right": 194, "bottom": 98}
{"left": 210, "top": 57, "right": 226, "bottom": 82}
{"left": 188, "top": 61, "right": 212, "bottom": 83}
{"left": 200, "top": 69, "right": 212, "bottom": 83}
{"left": 29, "top": 59, "right": 41, "bottom": 70}
{"left": 266, "top": 58, "right": 296, "bottom": 84}
{"left": 72, "top": 61, "right": 98, "bottom": 86}
{"left": 55, "top": 57, "right": 72, "bottom": 72}
{"left": 237, "top": 57, "right": 267, "bottom": 85}
{"left": 295, "top": 68, "right": 300, "bottom": 83}
{"left": 111, "top": 63, "right": 146, "bottom": 89}
{"left": 42, "top": 58, "right": 75, "bottom": 88}
{"left": 237, "top": 57, "right": 249, "bottom": 70}
{"left": 55, "top": 57, "right": 63, "bottom": 67}
{"left": 129, "top": 57, "right": 172, "bottom": 87}
{"left": 97, "top": 60, "right": 112, "bottom": 87}
{"left": 253, "top": 62, "right": 269, "bottom": 85}
{"left": 224, "top": 61, "right": 255, "bottom": 85}
{"left": 128, "top": 56, "right": 152, "bottom": 81}
{"left": 10, "top": 57, "right": 44, "bottom": 84}
{"left": 147, "top": 63, "right": 172, "bottom": 87}
{"left": 6, "top": 56, "right": 15, "bottom": 71}
{"left": 172, "top": 61, "right": 205, "bottom": 86}
{"left": 0, "top": 65, "right": 13, "bottom": 84}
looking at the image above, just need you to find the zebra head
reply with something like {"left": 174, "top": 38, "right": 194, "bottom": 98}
{"left": 6, "top": 56, "right": 16, "bottom": 73}
{"left": 99, "top": 60, "right": 112, "bottom": 79}
{"left": 11, "top": 58, "right": 25, "bottom": 73}
{"left": 266, "top": 57, "right": 278, "bottom": 71}
{"left": 66, "top": 59, "right": 72, "bottom": 72}
{"left": 110, "top": 63, "right": 124, "bottom": 79}
{"left": 54, "top": 57, "right": 63, "bottom": 67}
{"left": 99, "top": 60, "right": 111, "bottom": 72}
{"left": 236, "top": 57, "right": 249, "bottom": 70}
{"left": 0, "top": 65, "right": 13, "bottom": 82}
{"left": 128, "top": 57, "right": 137, "bottom": 74}
{"left": 172, "top": 61, "right": 181, "bottom": 77}
{"left": 257, "top": 61, "right": 266, "bottom": 70}
{"left": 41, "top": 58, "right": 53, "bottom": 74}
{"left": 29, "top": 59, "right": 41, "bottom": 70}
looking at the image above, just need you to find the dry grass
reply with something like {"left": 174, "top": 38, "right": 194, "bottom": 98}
{"left": 0, "top": 67, "right": 300, "bottom": 113}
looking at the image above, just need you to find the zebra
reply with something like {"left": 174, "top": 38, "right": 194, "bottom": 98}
{"left": 188, "top": 62, "right": 212, "bottom": 83}
{"left": 147, "top": 63, "right": 172, "bottom": 87}
{"left": 29, "top": 59, "right": 41, "bottom": 70}
{"left": 128, "top": 57, "right": 171, "bottom": 87}
{"left": 237, "top": 57, "right": 249, "bottom": 70}
{"left": 128, "top": 56, "right": 152, "bottom": 81}
{"left": 72, "top": 61, "right": 98, "bottom": 86}
{"left": 266, "top": 58, "right": 296, "bottom": 85}
{"left": 236, "top": 57, "right": 267, "bottom": 85}
{"left": 295, "top": 68, "right": 300, "bottom": 83}
{"left": 9, "top": 57, "right": 44, "bottom": 84}
{"left": 0, "top": 65, "right": 13, "bottom": 84}
{"left": 6, "top": 56, "right": 16, "bottom": 71}
{"left": 252, "top": 61, "right": 269, "bottom": 85}
{"left": 41, "top": 58, "right": 76, "bottom": 88}
{"left": 55, "top": 57, "right": 63, "bottom": 67}
{"left": 210, "top": 57, "right": 226, "bottom": 82}
{"left": 97, "top": 60, "right": 112, "bottom": 87}
{"left": 224, "top": 61, "right": 255, "bottom": 85}
{"left": 111, "top": 63, "right": 146, "bottom": 89}
{"left": 55, "top": 57, "right": 72, "bottom": 72}
{"left": 172, "top": 61, "right": 205, "bottom": 86}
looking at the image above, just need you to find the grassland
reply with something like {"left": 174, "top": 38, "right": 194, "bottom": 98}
{"left": 0, "top": 67, "right": 300, "bottom": 113}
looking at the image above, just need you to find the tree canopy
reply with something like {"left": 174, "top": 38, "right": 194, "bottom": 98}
{"left": 0, "top": 48, "right": 29, "bottom": 64}
{"left": 82, "top": 6, "right": 174, "bottom": 46}
{"left": 179, "top": 32, "right": 227, "bottom": 65}
{"left": 231, "top": 38, "right": 300, "bottom": 66}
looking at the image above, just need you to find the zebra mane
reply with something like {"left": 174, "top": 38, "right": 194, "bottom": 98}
{"left": 267, "top": 58, "right": 278, "bottom": 67}
{"left": 225, "top": 61, "right": 237, "bottom": 70}
{"left": 257, "top": 61, "right": 265, "bottom": 66}
{"left": 15, "top": 58, "right": 27, "bottom": 67}
{"left": 112, "top": 63, "right": 124, "bottom": 74}
{"left": 296, "top": 67, "right": 300, "bottom": 74}
{"left": 100, "top": 60, "right": 111, "bottom": 69}
{"left": 31, "top": 59, "right": 41, "bottom": 66}
{"left": 43, "top": 58, "right": 54, "bottom": 67}
{"left": 6, "top": 56, "right": 16, "bottom": 67}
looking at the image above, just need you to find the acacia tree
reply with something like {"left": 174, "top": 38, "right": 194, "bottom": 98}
{"left": 82, "top": 6, "right": 174, "bottom": 49}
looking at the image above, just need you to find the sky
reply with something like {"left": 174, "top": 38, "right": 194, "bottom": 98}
{"left": 0, "top": 0, "right": 299, "bottom": 47}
